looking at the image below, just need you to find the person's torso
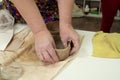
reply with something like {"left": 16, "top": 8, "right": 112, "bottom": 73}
{"left": 3, "top": 0, "right": 59, "bottom": 23}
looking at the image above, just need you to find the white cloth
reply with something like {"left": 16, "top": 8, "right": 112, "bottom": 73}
{"left": 0, "top": 9, "right": 14, "bottom": 50}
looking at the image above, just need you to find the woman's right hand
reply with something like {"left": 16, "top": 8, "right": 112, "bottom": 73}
{"left": 34, "top": 29, "right": 59, "bottom": 64}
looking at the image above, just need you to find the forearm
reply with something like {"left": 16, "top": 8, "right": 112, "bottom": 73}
{"left": 11, "top": 0, "right": 47, "bottom": 34}
{"left": 57, "top": 0, "right": 75, "bottom": 26}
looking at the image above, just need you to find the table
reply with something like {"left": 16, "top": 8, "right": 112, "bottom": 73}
{"left": 2, "top": 24, "right": 120, "bottom": 80}
{"left": 54, "top": 30, "right": 120, "bottom": 80}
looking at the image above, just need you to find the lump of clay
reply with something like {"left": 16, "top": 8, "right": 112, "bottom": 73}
{"left": 53, "top": 34, "right": 71, "bottom": 61}
{"left": 46, "top": 21, "right": 71, "bottom": 61}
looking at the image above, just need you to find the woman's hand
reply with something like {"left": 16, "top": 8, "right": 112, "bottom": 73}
{"left": 60, "top": 24, "right": 80, "bottom": 55}
{"left": 34, "top": 29, "right": 59, "bottom": 64}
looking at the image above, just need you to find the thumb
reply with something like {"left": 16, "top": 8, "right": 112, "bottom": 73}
{"left": 63, "top": 42, "right": 67, "bottom": 48}
{"left": 61, "top": 37, "right": 68, "bottom": 48}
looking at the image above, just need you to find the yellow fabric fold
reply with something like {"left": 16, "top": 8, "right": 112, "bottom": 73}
{"left": 92, "top": 31, "right": 120, "bottom": 58}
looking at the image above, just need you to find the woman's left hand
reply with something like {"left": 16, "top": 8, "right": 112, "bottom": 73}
{"left": 60, "top": 24, "right": 80, "bottom": 55}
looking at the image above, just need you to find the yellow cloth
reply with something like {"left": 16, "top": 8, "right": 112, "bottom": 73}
{"left": 92, "top": 31, "right": 120, "bottom": 58}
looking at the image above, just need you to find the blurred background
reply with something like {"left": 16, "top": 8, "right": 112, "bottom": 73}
{"left": 0, "top": 0, "right": 120, "bottom": 33}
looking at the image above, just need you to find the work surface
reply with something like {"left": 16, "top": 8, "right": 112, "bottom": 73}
{"left": 1, "top": 24, "right": 120, "bottom": 80}
{"left": 54, "top": 30, "right": 120, "bottom": 80}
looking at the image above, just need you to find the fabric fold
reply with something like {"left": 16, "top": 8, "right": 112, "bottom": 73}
{"left": 0, "top": 9, "right": 14, "bottom": 50}
{"left": 92, "top": 31, "right": 120, "bottom": 58}
{"left": 0, "top": 26, "right": 82, "bottom": 80}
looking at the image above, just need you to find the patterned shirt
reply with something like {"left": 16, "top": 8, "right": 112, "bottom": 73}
{"left": 3, "top": 0, "right": 59, "bottom": 23}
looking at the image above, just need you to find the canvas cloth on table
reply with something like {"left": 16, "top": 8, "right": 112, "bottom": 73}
{"left": 0, "top": 25, "right": 82, "bottom": 80}
{"left": 92, "top": 31, "right": 120, "bottom": 58}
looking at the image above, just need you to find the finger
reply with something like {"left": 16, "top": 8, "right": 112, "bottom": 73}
{"left": 52, "top": 40, "right": 56, "bottom": 49}
{"left": 42, "top": 50, "right": 54, "bottom": 64}
{"left": 62, "top": 39, "right": 68, "bottom": 48}
{"left": 48, "top": 46, "right": 59, "bottom": 63}
{"left": 61, "top": 38, "right": 68, "bottom": 48}
{"left": 36, "top": 49, "right": 44, "bottom": 61}
{"left": 63, "top": 42, "right": 67, "bottom": 48}
{"left": 70, "top": 40, "right": 80, "bottom": 55}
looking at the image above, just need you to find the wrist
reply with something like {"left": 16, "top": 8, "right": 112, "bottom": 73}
{"left": 59, "top": 18, "right": 72, "bottom": 25}
{"left": 33, "top": 28, "right": 48, "bottom": 36}
{"left": 29, "top": 24, "right": 48, "bottom": 35}
{"left": 59, "top": 23, "right": 72, "bottom": 29}
{"left": 34, "top": 28, "right": 49, "bottom": 38}
{"left": 59, "top": 18, "right": 72, "bottom": 29}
